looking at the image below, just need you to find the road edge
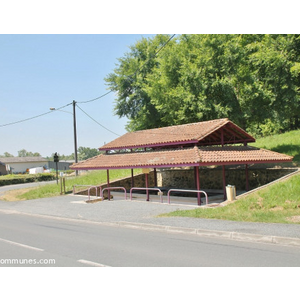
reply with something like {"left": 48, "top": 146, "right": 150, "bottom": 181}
{"left": 1, "top": 208, "right": 300, "bottom": 248}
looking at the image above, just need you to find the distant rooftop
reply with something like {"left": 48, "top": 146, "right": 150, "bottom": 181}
{"left": 0, "top": 157, "right": 48, "bottom": 163}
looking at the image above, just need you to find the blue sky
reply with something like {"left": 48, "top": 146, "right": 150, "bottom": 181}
{"left": 0, "top": 34, "right": 156, "bottom": 157}
{"left": 0, "top": 1, "right": 295, "bottom": 158}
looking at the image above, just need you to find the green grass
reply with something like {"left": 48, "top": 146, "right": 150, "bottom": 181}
{"left": 16, "top": 169, "right": 140, "bottom": 200}
{"left": 253, "top": 129, "right": 300, "bottom": 165}
{"left": 160, "top": 130, "right": 300, "bottom": 223}
{"left": 160, "top": 173, "right": 300, "bottom": 224}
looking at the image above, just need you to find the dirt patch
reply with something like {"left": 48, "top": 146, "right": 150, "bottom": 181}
{"left": 286, "top": 215, "right": 300, "bottom": 223}
{"left": 270, "top": 206, "right": 284, "bottom": 211}
{"left": 0, "top": 188, "right": 34, "bottom": 201}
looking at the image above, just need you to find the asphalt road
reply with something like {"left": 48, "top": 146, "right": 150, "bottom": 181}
{"left": 1, "top": 210, "right": 300, "bottom": 267}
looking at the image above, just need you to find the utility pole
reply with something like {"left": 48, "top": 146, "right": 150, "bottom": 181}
{"left": 73, "top": 100, "right": 78, "bottom": 176}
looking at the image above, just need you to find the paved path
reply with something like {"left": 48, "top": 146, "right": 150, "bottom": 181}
{"left": 1, "top": 185, "right": 300, "bottom": 247}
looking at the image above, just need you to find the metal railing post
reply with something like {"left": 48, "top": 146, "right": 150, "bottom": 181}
{"left": 129, "top": 187, "right": 163, "bottom": 202}
{"left": 167, "top": 189, "right": 208, "bottom": 206}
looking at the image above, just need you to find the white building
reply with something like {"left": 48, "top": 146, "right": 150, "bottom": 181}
{"left": 0, "top": 157, "right": 48, "bottom": 174}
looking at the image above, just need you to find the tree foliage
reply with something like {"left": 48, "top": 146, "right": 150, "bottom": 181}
{"left": 77, "top": 146, "right": 99, "bottom": 161}
{"left": 18, "top": 149, "right": 41, "bottom": 157}
{"left": 105, "top": 34, "right": 300, "bottom": 136}
{"left": 50, "top": 147, "right": 99, "bottom": 161}
{"left": 105, "top": 35, "right": 176, "bottom": 131}
{"left": 0, "top": 152, "right": 14, "bottom": 157}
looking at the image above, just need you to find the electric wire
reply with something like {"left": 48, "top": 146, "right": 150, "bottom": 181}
{"left": 76, "top": 90, "right": 113, "bottom": 104}
{"left": 0, "top": 34, "right": 176, "bottom": 130}
{"left": 76, "top": 103, "right": 121, "bottom": 136}
{"left": 132, "top": 34, "right": 176, "bottom": 77}
{"left": 0, "top": 102, "right": 73, "bottom": 128}
{"left": 77, "top": 34, "right": 176, "bottom": 104}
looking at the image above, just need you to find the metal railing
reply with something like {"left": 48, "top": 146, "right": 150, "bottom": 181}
{"left": 101, "top": 187, "right": 127, "bottom": 200}
{"left": 73, "top": 184, "right": 102, "bottom": 201}
{"left": 130, "top": 187, "right": 163, "bottom": 203}
{"left": 73, "top": 184, "right": 92, "bottom": 194}
{"left": 88, "top": 186, "right": 102, "bottom": 201}
{"left": 167, "top": 189, "right": 208, "bottom": 206}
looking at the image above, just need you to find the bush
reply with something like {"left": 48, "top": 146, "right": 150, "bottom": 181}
{"left": 0, "top": 173, "right": 55, "bottom": 186}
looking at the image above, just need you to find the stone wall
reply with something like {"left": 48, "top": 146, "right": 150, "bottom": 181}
{"left": 75, "top": 165, "right": 297, "bottom": 196}
{"left": 76, "top": 172, "right": 155, "bottom": 196}
{"left": 156, "top": 166, "right": 297, "bottom": 191}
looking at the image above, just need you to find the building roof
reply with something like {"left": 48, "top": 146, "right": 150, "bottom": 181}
{"left": 70, "top": 146, "right": 293, "bottom": 170}
{"left": 70, "top": 119, "right": 293, "bottom": 171}
{"left": 99, "top": 118, "right": 255, "bottom": 151}
{"left": 0, "top": 157, "right": 48, "bottom": 164}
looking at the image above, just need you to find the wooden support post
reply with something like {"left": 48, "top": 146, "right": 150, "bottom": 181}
{"left": 245, "top": 164, "right": 249, "bottom": 191}
{"left": 193, "top": 166, "right": 197, "bottom": 187}
{"left": 222, "top": 165, "right": 226, "bottom": 200}
{"left": 145, "top": 173, "right": 149, "bottom": 201}
{"left": 107, "top": 169, "right": 110, "bottom": 200}
{"left": 131, "top": 169, "right": 134, "bottom": 188}
{"left": 195, "top": 166, "right": 201, "bottom": 205}
{"left": 130, "top": 149, "right": 134, "bottom": 188}
{"left": 221, "top": 129, "right": 226, "bottom": 200}
{"left": 221, "top": 128, "right": 224, "bottom": 146}
{"left": 153, "top": 168, "right": 157, "bottom": 187}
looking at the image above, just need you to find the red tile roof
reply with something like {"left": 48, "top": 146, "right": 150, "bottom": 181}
{"left": 198, "top": 146, "right": 293, "bottom": 165}
{"left": 99, "top": 118, "right": 255, "bottom": 151}
{"left": 70, "top": 146, "right": 293, "bottom": 170}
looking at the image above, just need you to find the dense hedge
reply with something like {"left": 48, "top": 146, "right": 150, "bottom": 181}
{"left": 0, "top": 173, "right": 56, "bottom": 186}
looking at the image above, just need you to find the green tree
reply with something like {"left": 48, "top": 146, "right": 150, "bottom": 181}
{"left": 247, "top": 34, "right": 300, "bottom": 134}
{"left": 18, "top": 149, "right": 41, "bottom": 157}
{"left": 147, "top": 34, "right": 264, "bottom": 129}
{"left": 49, "top": 147, "right": 99, "bottom": 161}
{"left": 0, "top": 152, "right": 14, "bottom": 157}
{"left": 77, "top": 147, "right": 99, "bottom": 161}
{"left": 105, "top": 34, "right": 176, "bottom": 131}
{"left": 107, "top": 34, "right": 300, "bottom": 136}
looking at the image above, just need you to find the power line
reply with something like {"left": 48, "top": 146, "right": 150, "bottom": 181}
{"left": 155, "top": 34, "right": 176, "bottom": 56}
{"left": 0, "top": 103, "right": 73, "bottom": 128}
{"left": 77, "top": 34, "right": 176, "bottom": 104}
{"left": 76, "top": 103, "right": 121, "bottom": 136}
{"left": 76, "top": 90, "right": 113, "bottom": 104}
{"left": 0, "top": 34, "right": 176, "bottom": 129}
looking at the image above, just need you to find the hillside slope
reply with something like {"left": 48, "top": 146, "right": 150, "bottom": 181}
{"left": 253, "top": 130, "right": 300, "bottom": 165}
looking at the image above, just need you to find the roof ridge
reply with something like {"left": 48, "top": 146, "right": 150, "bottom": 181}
{"left": 99, "top": 118, "right": 255, "bottom": 151}
{"left": 122, "top": 118, "right": 229, "bottom": 134}
{"left": 194, "top": 118, "right": 229, "bottom": 140}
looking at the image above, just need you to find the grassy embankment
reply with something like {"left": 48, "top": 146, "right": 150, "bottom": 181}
{"left": 160, "top": 173, "right": 300, "bottom": 224}
{"left": 160, "top": 129, "right": 300, "bottom": 224}
{"left": 1, "top": 169, "right": 140, "bottom": 201}
{"left": 253, "top": 129, "right": 300, "bottom": 166}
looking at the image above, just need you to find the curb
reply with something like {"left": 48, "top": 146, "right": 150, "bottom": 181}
{"left": 117, "top": 221, "right": 300, "bottom": 247}
{"left": 1, "top": 208, "right": 300, "bottom": 248}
